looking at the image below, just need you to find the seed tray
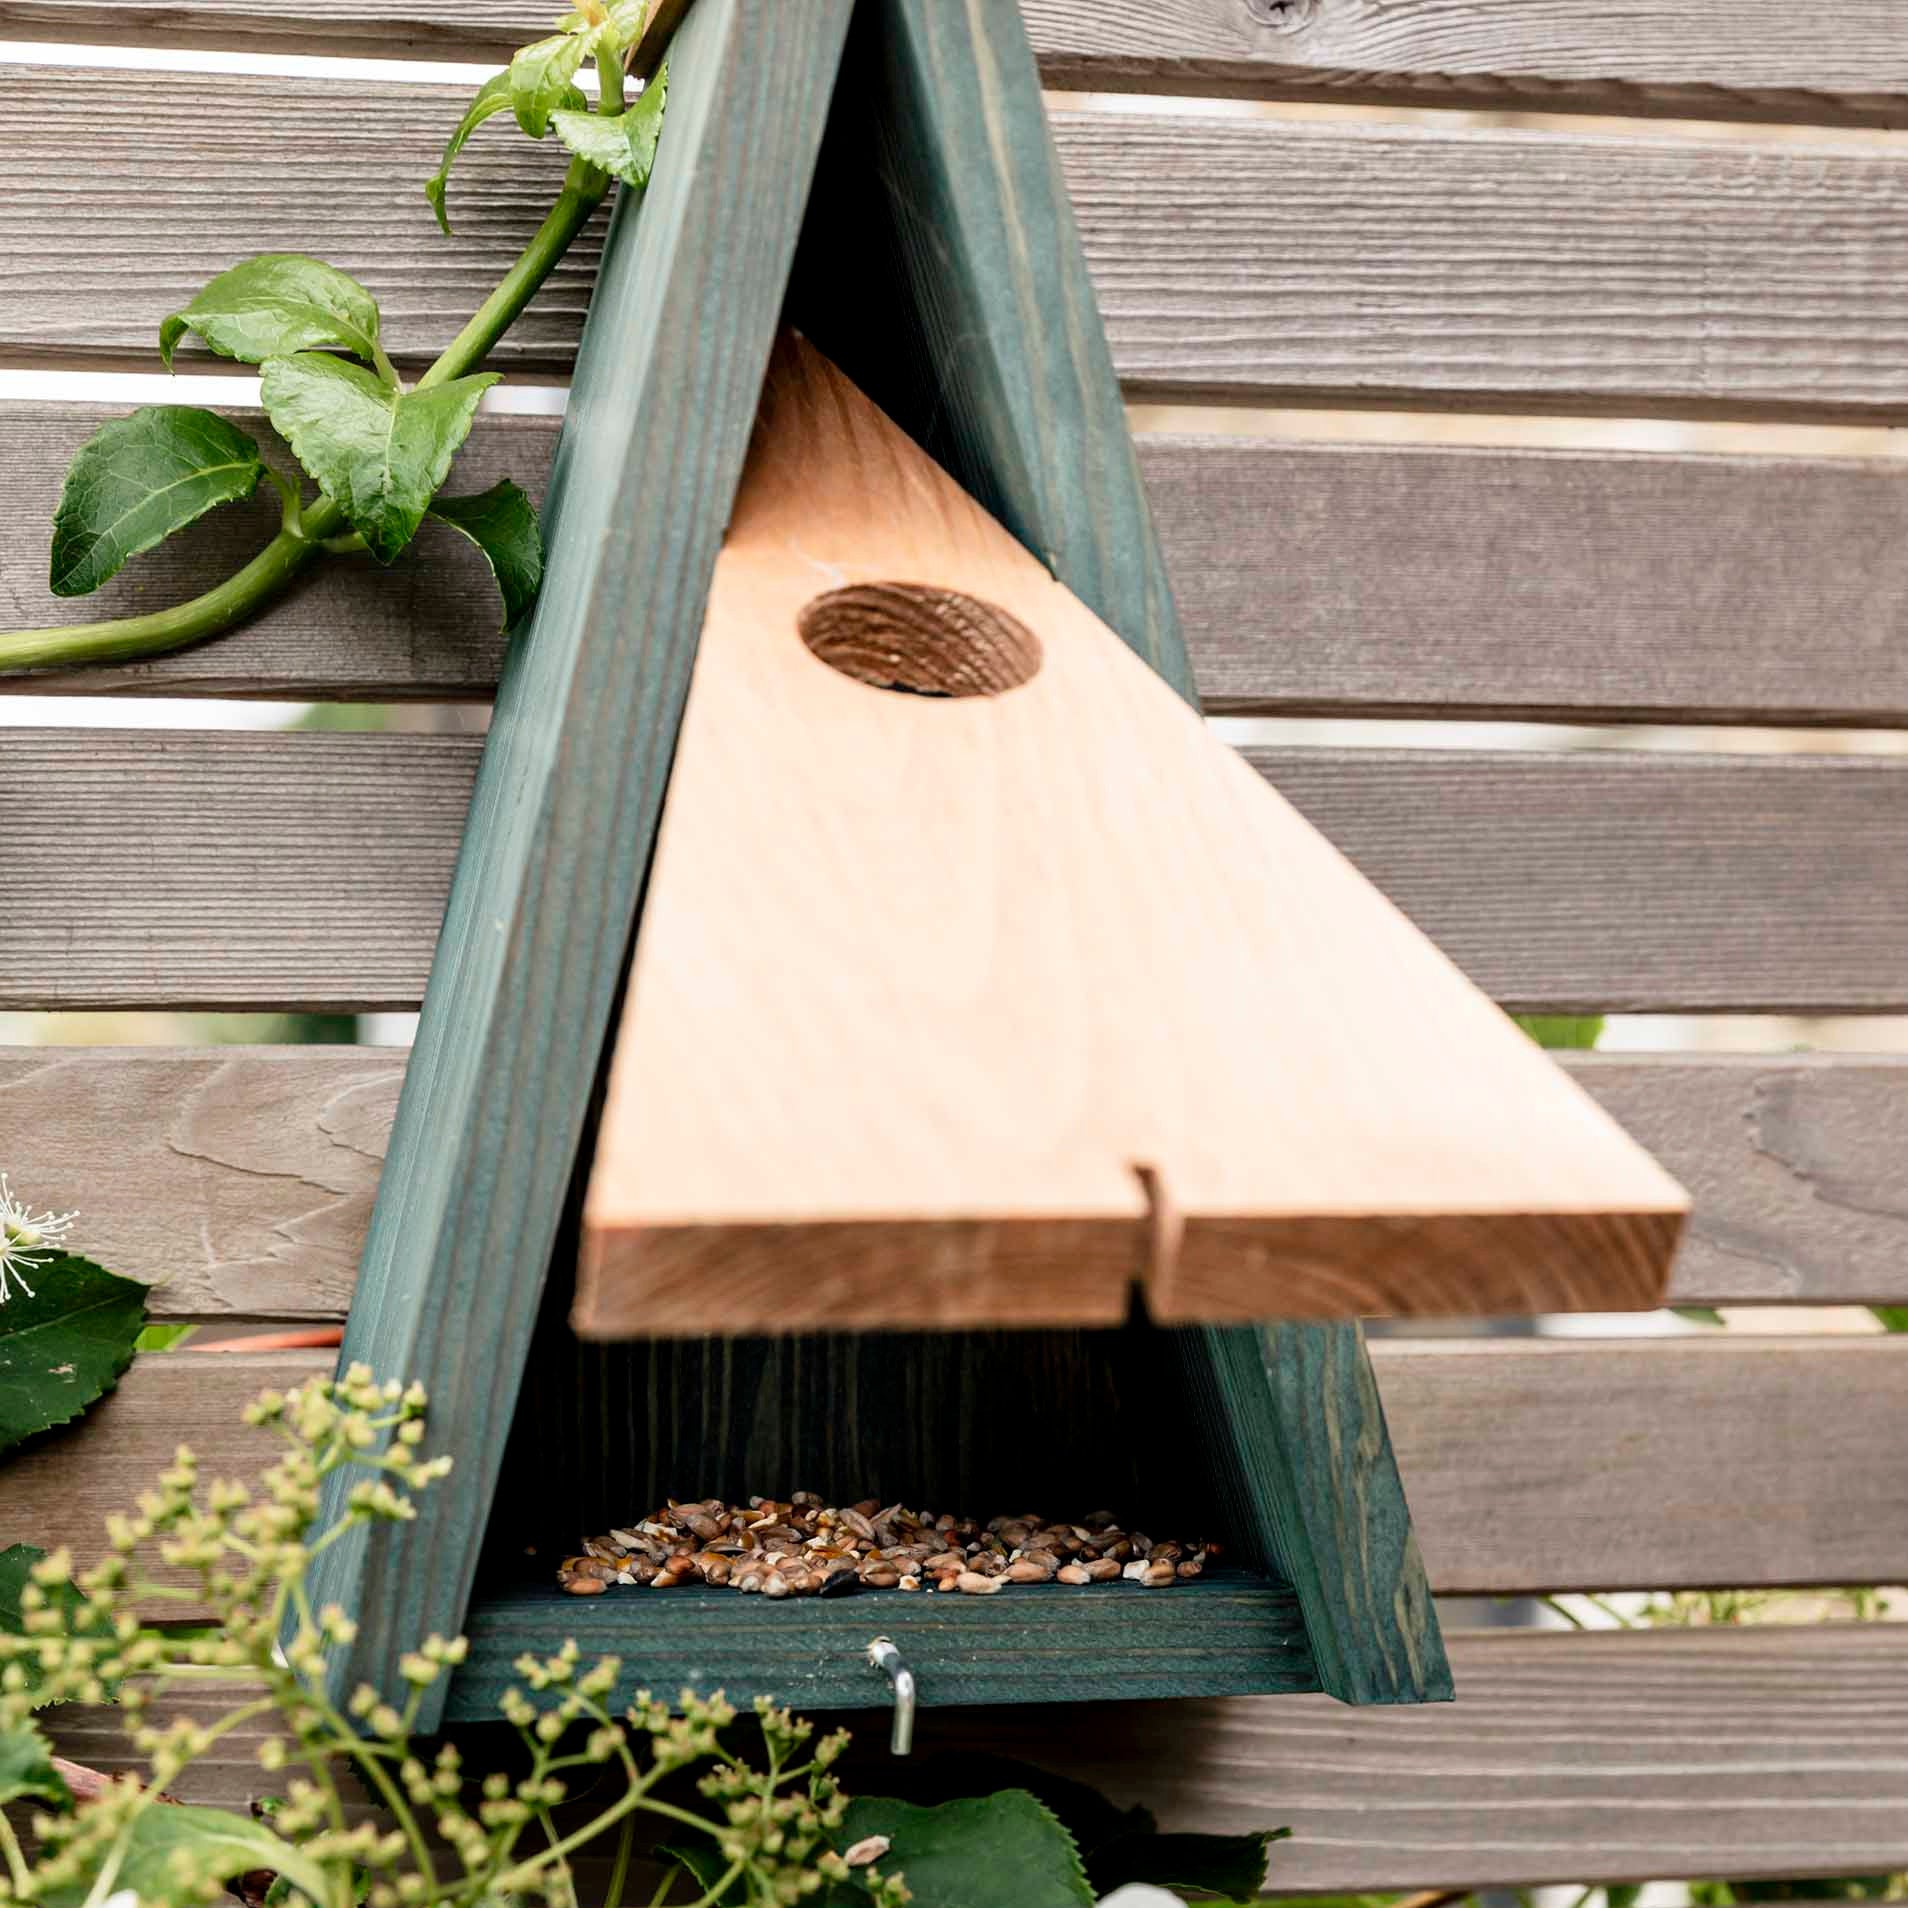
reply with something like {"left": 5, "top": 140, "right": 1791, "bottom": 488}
{"left": 448, "top": 1568, "right": 1316, "bottom": 1719}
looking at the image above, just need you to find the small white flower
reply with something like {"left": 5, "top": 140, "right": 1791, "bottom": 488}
{"left": 0, "top": 1174, "right": 77, "bottom": 1304}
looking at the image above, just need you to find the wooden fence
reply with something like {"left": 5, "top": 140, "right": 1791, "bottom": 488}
{"left": 4, "top": 0, "right": 1908, "bottom": 1892}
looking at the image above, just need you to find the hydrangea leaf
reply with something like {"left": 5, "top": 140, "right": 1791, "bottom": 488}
{"left": 260, "top": 353, "right": 498, "bottom": 565}
{"left": 426, "top": 71, "right": 513, "bottom": 236}
{"left": 831, "top": 1792, "right": 1094, "bottom": 1908}
{"left": 510, "top": 32, "right": 591, "bottom": 138}
{"left": 0, "top": 1256, "right": 148, "bottom": 1455}
{"left": 427, "top": 481, "right": 545, "bottom": 633}
{"left": 160, "top": 254, "right": 384, "bottom": 373}
{"left": 0, "top": 1724, "right": 69, "bottom": 1810}
{"left": 49, "top": 407, "right": 264, "bottom": 597}
{"left": 40, "top": 1802, "right": 320, "bottom": 1908}
{"left": 552, "top": 65, "right": 669, "bottom": 189}
{"left": 0, "top": 1545, "right": 91, "bottom": 1709}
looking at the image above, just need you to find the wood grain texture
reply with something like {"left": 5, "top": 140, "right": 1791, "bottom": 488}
{"left": 17, "top": 422, "right": 1908, "bottom": 728}
{"left": 12, "top": 1050, "right": 1907, "bottom": 1313}
{"left": 1054, "top": 110, "right": 1908, "bottom": 419}
{"left": 1146, "top": 438, "right": 1908, "bottom": 728}
{"left": 31, "top": 1628, "right": 1908, "bottom": 1893}
{"left": 18, "top": 1339, "right": 1908, "bottom": 1602}
{"left": 1579, "top": 1054, "right": 1908, "bottom": 1306}
{"left": 1380, "top": 1335, "right": 1908, "bottom": 1595}
{"left": 14, "top": 0, "right": 1908, "bottom": 128}
{"left": 0, "top": 1045, "right": 399, "bottom": 1319}
{"left": 15, "top": 734, "right": 1908, "bottom": 1015}
{"left": 1248, "top": 746, "right": 1908, "bottom": 1016}
{"left": 1182, "top": 1323, "right": 1451, "bottom": 1704}
{"left": 0, "top": 68, "right": 604, "bottom": 374}
{"left": 911, "top": 1626, "right": 1908, "bottom": 1891}
{"left": 578, "top": 340, "right": 1680, "bottom": 1336}
{"left": 451, "top": 1574, "right": 1320, "bottom": 1718}
{"left": 0, "top": 728, "right": 470, "bottom": 1012}
{"left": 304, "top": 0, "right": 856, "bottom": 1733}
{"left": 12, "top": 69, "right": 1908, "bottom": 420}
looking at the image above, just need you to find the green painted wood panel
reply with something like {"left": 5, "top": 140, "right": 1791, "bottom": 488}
{"left": 450, "top": 1574, "right": 1317, "bottom": 1721}
{"left": 307, "top": 0, "right": 855, "bottom": 1729}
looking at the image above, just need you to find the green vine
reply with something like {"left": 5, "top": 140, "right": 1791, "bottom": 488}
{"left": 0, "top": 2, "right": 672, "bottom": 679}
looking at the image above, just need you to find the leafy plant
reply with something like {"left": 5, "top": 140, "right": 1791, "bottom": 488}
{"left": 0, "top": 3, "right": 674, "bottom": 677}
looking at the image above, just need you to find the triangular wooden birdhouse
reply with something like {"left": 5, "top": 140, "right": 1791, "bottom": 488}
{"left": 311, "top": 0, "right": 1686, "bottom": 1737}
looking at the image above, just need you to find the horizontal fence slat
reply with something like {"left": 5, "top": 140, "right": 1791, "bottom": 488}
{"left": 10, "top": 69, "right": 1908, "bottom": 418}
{"left": 1252, "top": 747, "right": 1908, "bottom": 1014}
{"left": 1380, "top": 1336, "right": 1908, "bottom": 1594}
{"left": 0, "top": 730, "right": 471, "bottom": 1013}
{"left": 10, "top": 733, "right": 1908, "bottom": 1013}
{"left": 11, "top": 1050, "right": 1902, "bottom": 1316}
{"left": 920, "top": 1626, "right": 1908, "bottom": 1891}
{"left": 16, "top": 416, "right": 1908, "bottom": 728}
{"left": 31, "top": 1627, "right": 1908, "bottom": 1892}
{"left": 1153, "top": 438, "right": 1908, "bottom": 727}
{"left": 9, "top": 0, "right": 1908, "bottom": 128}
{"left": 14, "top": 1340, "right": 1908, "bottom": 1601}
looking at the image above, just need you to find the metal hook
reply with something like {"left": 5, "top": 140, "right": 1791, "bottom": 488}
{"left": 866, "top": 1637, "right": 916, "bottom": 1756}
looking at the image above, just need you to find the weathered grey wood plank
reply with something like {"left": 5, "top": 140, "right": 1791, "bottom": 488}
{"left": 24, "top": 418, "right": 1908, "bottom": 730}
{"left": 0, "top": 730, "right": 471, "bottom": 1012}
{"left": 33, "top": 1628, "right": 1908, "bottom": 1892}
{"left": 11, "top": 69, "right": 1908, "bottom": 418}
{"left": 1250, "top": 747, "right": 1908, "bottom": 1015}
{"left": 1150, "top": 438, "right": 1908, "bottom": 727}
{"left": 17, "top": 1339, "right": 1908, "bottom": 1599}
{"left": 918, "top": 1625, "right": 1908, "bottom": 1890}
{"left": 0, "top": 67, "right": 602, "bottom": 373}
{"left": 1577, "top": 1055, "right": 1908, "bottom": 1307}
{"left": 12, "top": 0, "right": 1908, "bottom": 128}
{"left": 12, "top": 1050, "right": 1906, "bottom": 1315}
{"left": 12, "top": 732, "right": 1908, "bottom": 1015}
{"left": 0, "top": 1046, "right": 400, "bottom": 1319}
{"left": 1380, "top": 1335, "right": 1908, "bottom": 1594}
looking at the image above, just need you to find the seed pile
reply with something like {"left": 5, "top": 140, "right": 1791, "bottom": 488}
{"left": 557, "top": 1496, "right": 1219, "bottom": 1599}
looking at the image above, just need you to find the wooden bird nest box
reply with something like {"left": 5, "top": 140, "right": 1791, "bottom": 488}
{"left": 307, "top": 0, "right": 1686, "bottom": 1735}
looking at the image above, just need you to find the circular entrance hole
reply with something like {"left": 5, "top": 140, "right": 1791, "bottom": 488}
{"left": 797, "top": 583, "right": 1043, "bottom": 698}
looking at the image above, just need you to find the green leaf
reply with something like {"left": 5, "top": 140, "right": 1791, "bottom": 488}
{"left": 41, "top": 1801, "right": 319, "bottom": 1908}
{"left": 48, "top": 407, "right": 264, "bottom": 597}
{"left": 510, "top": 32, "right": 591, "bottom": 138}
{"left": 1087, "top": 1829, "right": 1288, "bottom": 1904}
{"left": 1512, "top": 1014, "right": 1605, "bottom": 1051}
{"left": 1674, "top": 1306, "right": 1726, "bottom": 1327}
{"left": 661, "top": 1843, "right": 744, "bottom": 1906}
{"left": 0, "top": 1255, "right": 148, "bottom": 1455}
{"left": 428, "top": 481, "right": 545, "bottom": 633}
{"left": 1871, "top": 1306, "right": 1908, "bottom": 1333}
{"left": 834, "top": 1792, "right": 1094, "bottom": 1908}
{"left": 260, "top": 354, "right": 498, "bottom": 565}
{"left": 552, "top": 64, "right": 668, "bottom": 188}
{"left": 0, "top": 1723, "right": 70, "bottom": 1809}
{"left": 160, "top": 254, "right": 384, "bottom": 373}
{"left": 135, "top": 1321, "right": 198, "bottom": 1352}
{"left": 0, "top": 1545, "right": 93, "bottom": 1708}
{"left": 427, "top": 70, "right": 512, "bottom": 237}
